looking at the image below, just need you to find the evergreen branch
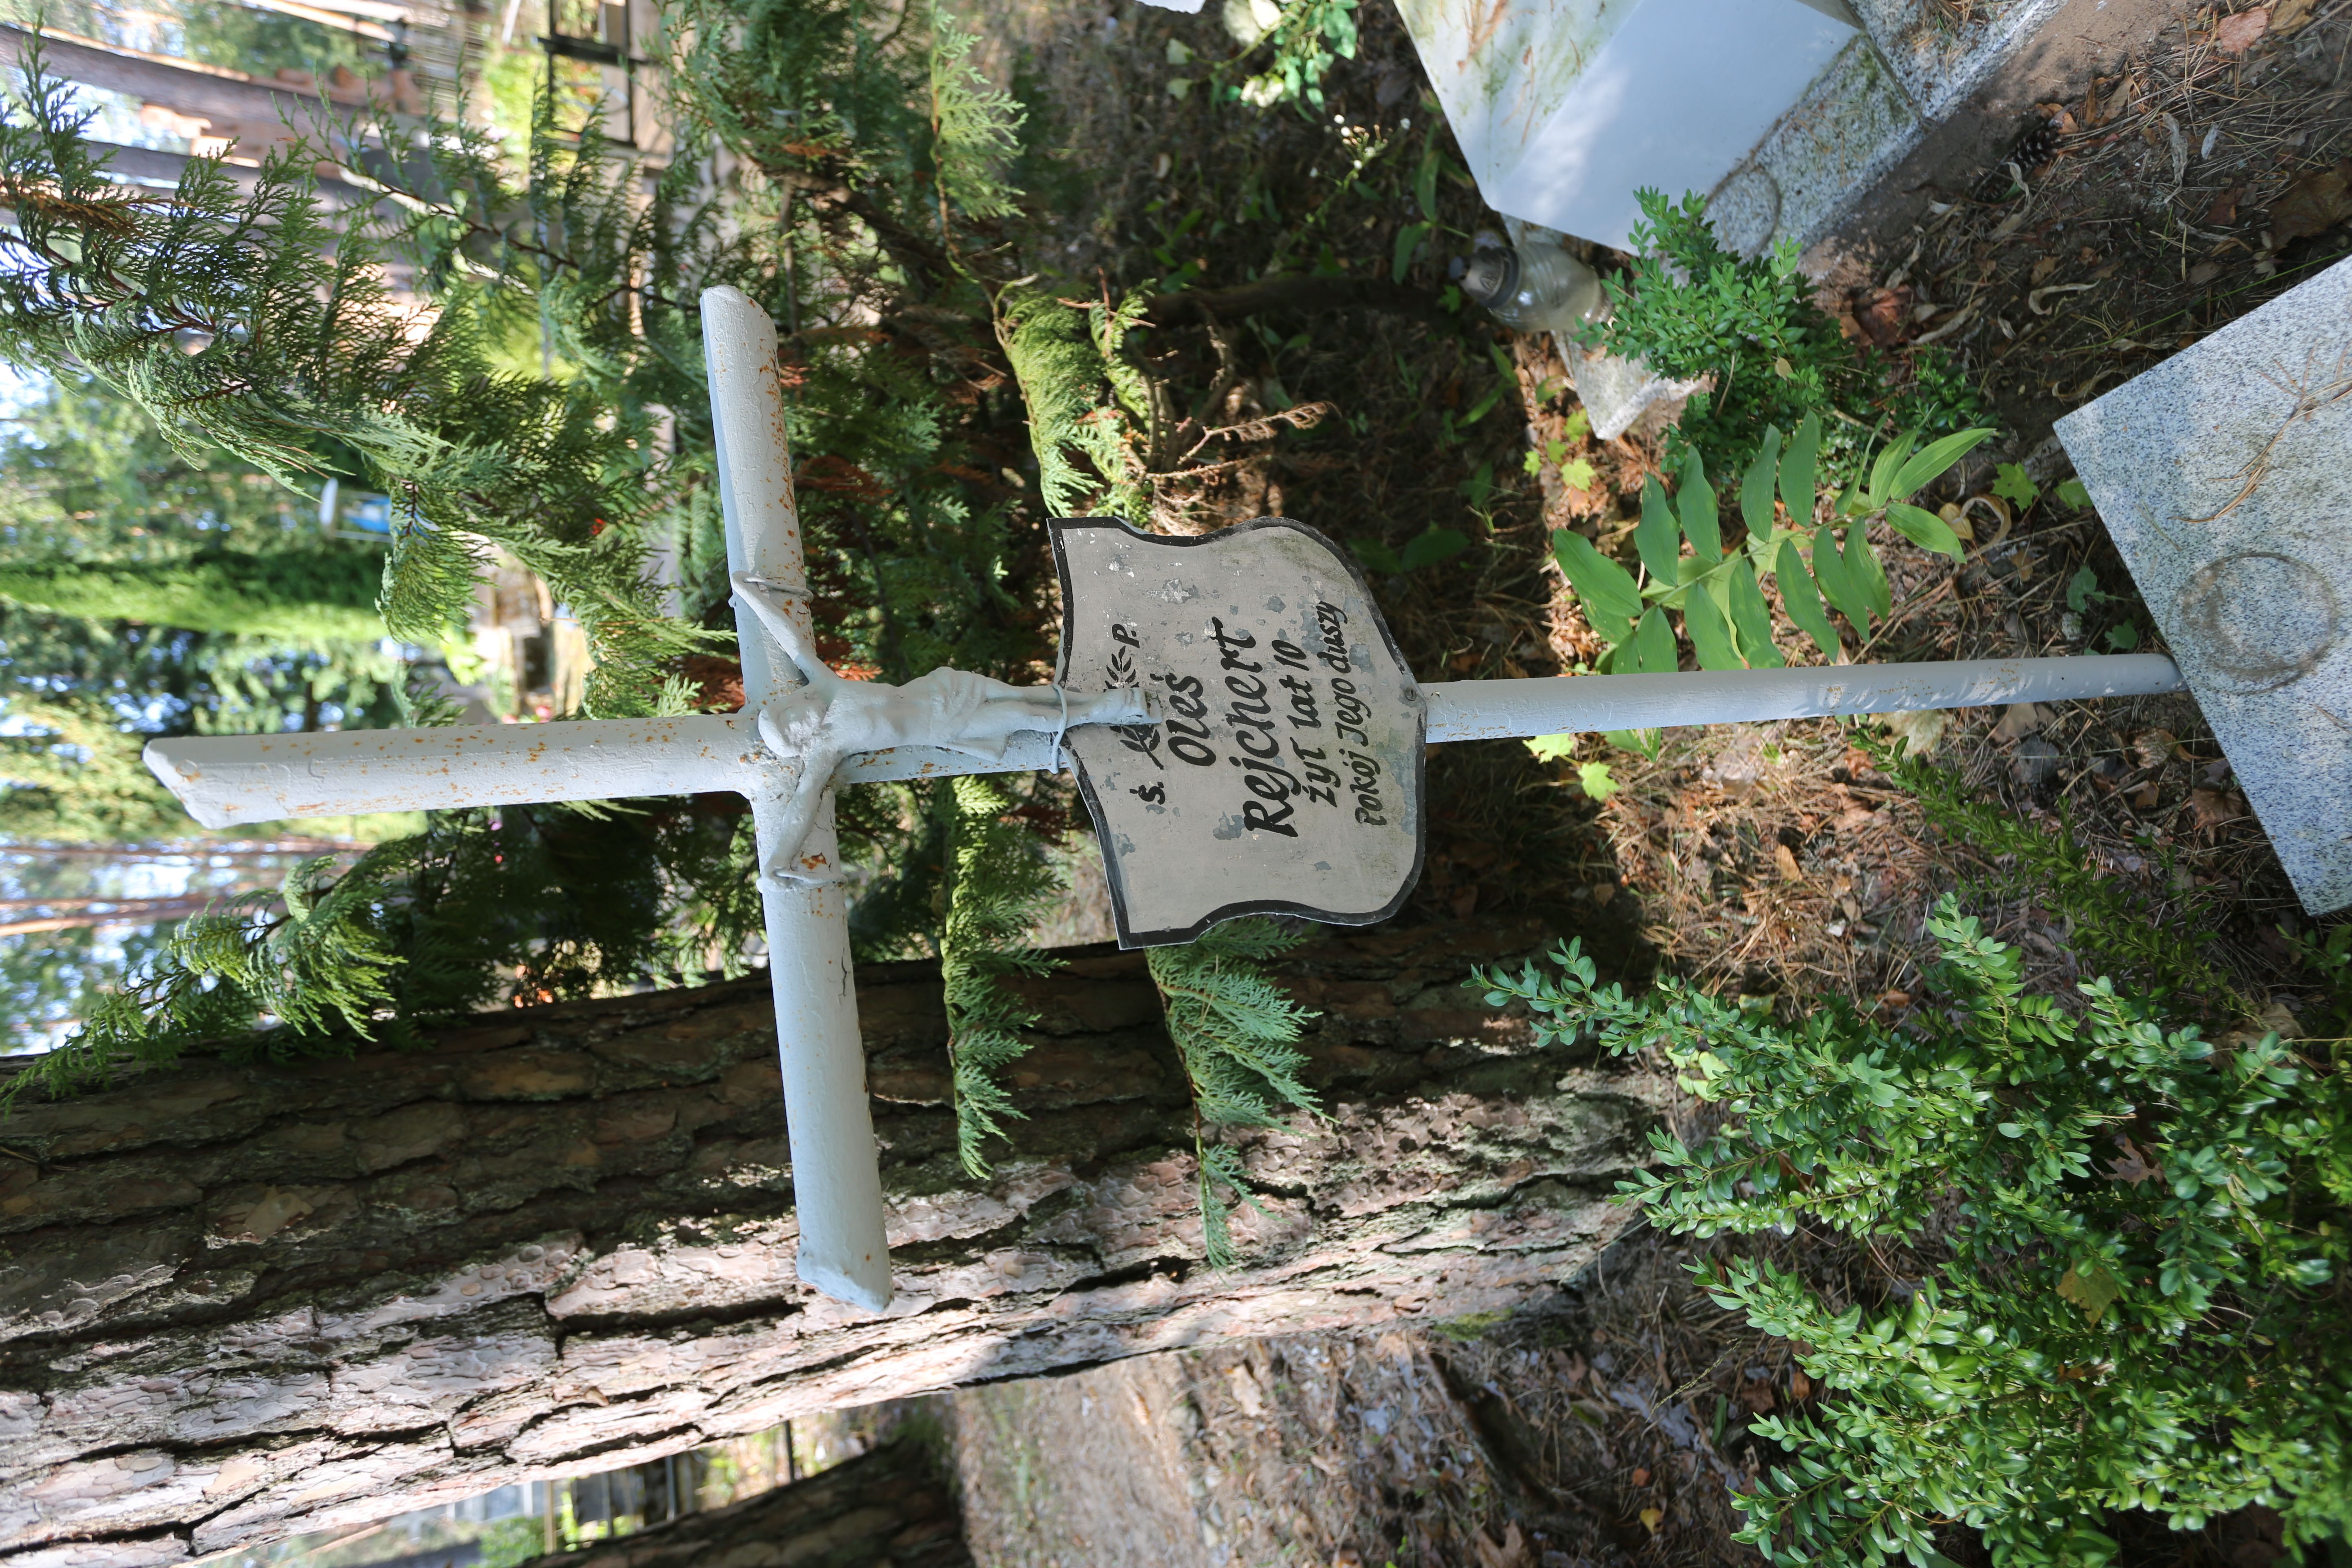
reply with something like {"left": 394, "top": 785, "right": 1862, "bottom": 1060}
{"left": 1147, "top": 918, "right": 1319, "bottom": 1265}
{"left": 998, "top": 289, "right": 1148, "bottom": 520}
{"left": 2, "top": 842, "right": 419, "bottom": 1109}
{"left": 938, "top": 774, "right": 1064, "bottom": 1179}
{"left": 0, "top": 43, "right": 721, "bottom": 717}
{"left": 926, "top": 4, "right": 1022, "bottom": 232}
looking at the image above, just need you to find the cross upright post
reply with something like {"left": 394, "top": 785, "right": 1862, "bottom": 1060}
{"left": 702, "top": 285, "right": 892, "bottom": 1312}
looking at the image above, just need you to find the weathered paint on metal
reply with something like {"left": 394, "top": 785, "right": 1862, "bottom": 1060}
{"left": 142, "top": 725, "right": 1069, "bottom": 831}
{"left": 706, "top": 284, "right": 895, "bottom": 1314}
{"left": 1416, "top": 654, "right": 2186, "bottom": 743}
{"left": 143, "top": 716, "right": 766, "bottom": 829}
{"left": 144, "top": 657, "right": 2189, "bottom": 830}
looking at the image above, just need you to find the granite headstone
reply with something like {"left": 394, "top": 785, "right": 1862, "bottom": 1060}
{"left": 2056, "top": 255, "right": 2352, "bottom": 915}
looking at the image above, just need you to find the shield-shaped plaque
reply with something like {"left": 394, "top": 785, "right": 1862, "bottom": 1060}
{"left": 1052, "top": 517, "right": 1427, "bottom": 947}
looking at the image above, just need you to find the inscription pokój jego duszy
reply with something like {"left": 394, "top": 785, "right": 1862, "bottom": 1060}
{"left": 1051, "top": 518, "right": 1426, "bottom": 947}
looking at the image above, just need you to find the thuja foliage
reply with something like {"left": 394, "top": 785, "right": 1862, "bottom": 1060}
{"left": 0, "top": 372, "right": 351, "bottom": 561}
{"left": 1147, "top": 918, "right": 1320, "bottom": 1264}
{"left": 1588, "top": 189, "right": 1987, "bottom": 476}
{"left": 0, "top": 0, "right": 1067, "bottom": 1054}
{"left": 938, "top": 774, "right": 1065, "bottom": 1179}
{"left": 1473, "top": 791, "right": 2352, "bottom": 1565}
{"left": 659, "top": 0, "right": 1073, "bottom": 676}
{"left": 999, "top": 288, "right": 1152, "bottom": 521}
{"left": 660, "top": 0, "right": 1136, "bottom": 904}
{"left": 7, "top": 847, "right": 412, "bottom": 1110}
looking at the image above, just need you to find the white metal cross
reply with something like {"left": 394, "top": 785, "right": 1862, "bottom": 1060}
{"left": 143, "top": 285, "right": 2191, "bottom": 1313}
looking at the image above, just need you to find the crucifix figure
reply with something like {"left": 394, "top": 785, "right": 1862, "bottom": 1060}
{"left": 153, "top": 270, "right": 2352, "bottom": 1314}
{"left": 730, "top": 570, "right": 1149, "bottom": 887}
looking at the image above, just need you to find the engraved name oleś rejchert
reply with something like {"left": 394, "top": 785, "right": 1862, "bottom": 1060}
{"left": 1104, "top": 601, "right": 1388, "bottom": 840}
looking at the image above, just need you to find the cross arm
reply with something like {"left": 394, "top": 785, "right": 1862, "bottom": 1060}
{"left": 1418, "top": 653, "right": 2187, "bottom": 742}
{"left": 145, "top": 655, "right": 2184, "bottom": 829}
{"left": 142, "top": 718, "right": 1068, "bottom": 829}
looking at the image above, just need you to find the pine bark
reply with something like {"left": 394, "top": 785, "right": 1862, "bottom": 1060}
{"left": 0, "top": 917, "right": 1661, "bottom": 1568}
{"left": 0, "top": 26, "right": 317, "bottom": 132}
{"left": 513, "top": 1439, "right": 971, "bottom": 1568}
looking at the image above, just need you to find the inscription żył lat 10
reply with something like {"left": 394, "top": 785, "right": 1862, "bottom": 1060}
{"left": 1052, "top": 517, "right": 1427, "bottom": 947}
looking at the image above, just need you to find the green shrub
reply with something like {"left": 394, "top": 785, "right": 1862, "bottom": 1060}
{"left": 1588, "top": 189, "right": 1988, "bottom": 478}
{"left": 1473, "top": 775, "right": 2352, "bottom": 1566}
{"left": 475, "top": 1517, "right": 548, "bottom": 1568}
{"left": 1226, "top": 0, "right": 1361, "bottom": 111}
{"left": 1148, "top": 917, "right": 1320, "bottom": 1264}
{"left": 938, "top": 774, "right": 1066, "bottom": 1179}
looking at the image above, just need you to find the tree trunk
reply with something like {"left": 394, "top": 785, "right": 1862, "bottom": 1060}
{"left": 0, "top": 26, "right": 318, "bottom": 134}
{"left": 83, "top": 143, "right": 375, "bottom": 206}
{"left": 518, "top": 1439, "right": 971, "bottom": 1568}
{"left": 0, "top": 917, "right": 1660, "bottom": 1568}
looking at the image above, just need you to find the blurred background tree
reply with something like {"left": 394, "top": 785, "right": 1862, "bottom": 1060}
{"left": 0, "top": 0, "right": 1524, "bottom": 1107}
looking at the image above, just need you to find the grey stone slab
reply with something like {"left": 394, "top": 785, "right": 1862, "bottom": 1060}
{"left": 2055, "top": 255, "right": 2352, "bottom": 915}
{"left": 1719, "top": 35, "right": 1923, "bottom": 252}
{"left": 1847, "top": 0, "right": 2067, "bottom": 120}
